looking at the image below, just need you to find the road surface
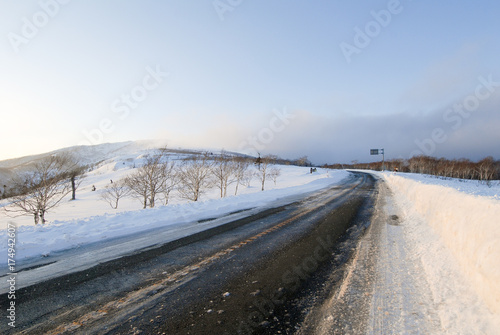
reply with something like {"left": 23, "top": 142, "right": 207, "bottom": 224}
{"left": 1, "top": 172, "right": 379, "bottom": 334}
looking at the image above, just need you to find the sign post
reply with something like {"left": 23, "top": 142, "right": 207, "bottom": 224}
{"left": 370, "top": 148, "right": 385, "bottom": 170}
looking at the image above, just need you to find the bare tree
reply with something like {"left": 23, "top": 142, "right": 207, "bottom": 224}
{"left": 125, "top": 168, "right": 150, "bottom": 209}
{"left": 100, "top": 180, "right": 131, "bottom": 209}
{"left": 212, "top": 151, "right": 237, "bottom": 198}
{"left": 144, "top": 152, "right": 166, "bottom": 208}
{"left": 234, "top": 158, "right": 250, "bottom": 196}
{"left": 177, "top": 153, "right": 214, "bottom": 201}
{"left": 256, "top": 155, "right": 276, "bottom": 191}
{"left": 125, "top": 149, "right": 175, "bottom": 208}
{"left": 4, "top": 155, "right": 73, "bottom": 224}
{"left": 476, "top": 157, "right": 496, "bottom": 181}
{"left": 161, "top": 159, "right": 177, "bottom": 205}
{"left": 269, "top": 166, "right": 281, "bottom": 186}
{"left": 243, "top": 169, "right": 254, "bottom": 187}
{"left": 58, "top": 153, "right": 86, "bottom": 201}
{"left": 294, "top": 156, "right": 311, "bottom": 167}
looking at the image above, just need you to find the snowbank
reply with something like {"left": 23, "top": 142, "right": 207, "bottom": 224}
{"left": 381, "top": 172, "right": 500, "bottom": 315}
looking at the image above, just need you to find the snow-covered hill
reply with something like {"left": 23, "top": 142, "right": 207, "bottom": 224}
{"left": 0, "top": 141, "right": 159, "bottom": 191}
{"left": 0, "top": 140, "right": 252, "bottom": 198}
{"left": 0, "top": 140, "right": 175, "bottom": 172}
{"left": 0, "top": 140, "right": 251, "bottom": 172}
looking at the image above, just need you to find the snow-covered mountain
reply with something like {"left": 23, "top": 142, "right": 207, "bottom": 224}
{"left": 0, "top": 140, "right": 166, "bottom": 170}
{"left": 0, "top": 140, "right": 253, "bottom": 189}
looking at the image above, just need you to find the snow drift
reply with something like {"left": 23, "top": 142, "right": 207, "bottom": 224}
{"left": 382, "top": 172, "right": 500, "bottom": 315}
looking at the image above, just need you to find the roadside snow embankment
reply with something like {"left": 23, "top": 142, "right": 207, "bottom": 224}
{"left": 382, "top": 172, "right": 500, "bottom": 315}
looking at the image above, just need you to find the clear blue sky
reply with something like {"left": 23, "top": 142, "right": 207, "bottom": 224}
{"left": 1, "top": 0, "right": 499, "bottom": 164}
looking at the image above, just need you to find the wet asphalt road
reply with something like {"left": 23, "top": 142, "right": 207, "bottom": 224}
{"left": 0, "top": 172, "right": 377, "bottom": 335}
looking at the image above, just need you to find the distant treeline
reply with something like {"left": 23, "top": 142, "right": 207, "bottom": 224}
{"left": 323, "top": 155, "right": 499, "bottom": 181}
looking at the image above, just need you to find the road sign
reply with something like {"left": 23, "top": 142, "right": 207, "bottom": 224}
{"left": 370, "top": 148, "right": 386, "bottom": 170}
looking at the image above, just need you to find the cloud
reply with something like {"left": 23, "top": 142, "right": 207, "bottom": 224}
{"left": 251, "top": 100, "right": 499, "bottom": 164}
{"left": 152, "top": 87, "right": 500, "bottom": 165}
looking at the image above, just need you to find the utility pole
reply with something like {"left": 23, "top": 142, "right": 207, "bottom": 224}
{"left": 381, "top": 148, "right": 385, "bottom": 171}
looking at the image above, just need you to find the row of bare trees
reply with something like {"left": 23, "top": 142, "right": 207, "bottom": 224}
{"left": 1, "top": 149, "right": 283, "bottom": 223}
{"left": 404, "top": 156, "right": 498, "bottom": 181}
{"left": 100, "top": 152, "right": 282, "bottom": 210}
{"left": 324, "top": 155, "right": 499, "bottom": 181}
